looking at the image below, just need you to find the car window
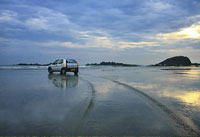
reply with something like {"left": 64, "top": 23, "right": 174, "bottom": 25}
{"left": 53, "top": 60, "right": 59, "bottom": 64}
{"left": 66, "top": 59, "right": 76, "bottom": 63}
{"left": 58, "top": 59, "right": 63, "bottom": 64}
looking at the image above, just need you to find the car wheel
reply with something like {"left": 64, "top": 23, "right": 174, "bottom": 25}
{"left": 48, "top": 68, "right": 53, "bottom": 74}
{"left": 74, "top": 72, "right": 78, "bottom": 76}
{"left": 60, "top": 69, "right": 66, "bottom": 75}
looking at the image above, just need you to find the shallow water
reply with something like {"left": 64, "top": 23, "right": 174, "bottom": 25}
{"left": 0, "top": 66, "right": 200, "bottom": 135}
{"left": 81, "top": 66, "right": 200, "bottom": 131}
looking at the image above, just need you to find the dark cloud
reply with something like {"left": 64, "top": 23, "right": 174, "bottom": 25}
{"left": 0, "top": 0, "right": 200, "bottom": 64}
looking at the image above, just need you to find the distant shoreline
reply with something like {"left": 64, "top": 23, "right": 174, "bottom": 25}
{"left": 15, "top": 56, "right": 200, "bottom": 67}
{"left": 16, "top": 63, "right": 50, "bottom": 66}
{"left": 15, "top": 63, "right": 200, "bottom": 67}
{"left": 86, "top": 62, "right": 138, "bottom": 67}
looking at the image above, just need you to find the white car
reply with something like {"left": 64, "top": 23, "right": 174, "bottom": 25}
{"left": 48, "top": 59, "right": 79, "bottom": 75}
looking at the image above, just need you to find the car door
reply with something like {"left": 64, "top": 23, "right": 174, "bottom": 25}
{"left": 51, "top": 59, "right": 59, "bottom": 71}
{"left": 55, "top": 59, "right": 63, "bottom": 71}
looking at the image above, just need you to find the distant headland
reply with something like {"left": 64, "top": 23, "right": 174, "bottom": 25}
{"left": 86, "top": 61, "right": 138, "bottom": 67}
{"left": 152, "top": 56, "right": 200, "bottom": 67}
{"left": 86, "top": 56, "right": 200, "bottom": 67}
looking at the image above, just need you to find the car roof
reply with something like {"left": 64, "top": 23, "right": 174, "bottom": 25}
{"left": 66, "top": 59, "right": 76, "bottom": 60}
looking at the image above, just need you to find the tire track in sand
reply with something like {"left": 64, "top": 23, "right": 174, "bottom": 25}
{"left": 73, "top": 77, "right": 96, "bottom": 134}
{"left": 104, "top": 77, "right": 200, "bottom": 136}
{"left": 80, "top": 73, "right": 200, "bottom": 136}
{"left": 79, "top": 77, "right": 96, "bottom": 120}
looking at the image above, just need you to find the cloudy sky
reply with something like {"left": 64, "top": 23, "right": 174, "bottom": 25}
{"left": 0, "top": 0, "right": 200, "bottom": 65}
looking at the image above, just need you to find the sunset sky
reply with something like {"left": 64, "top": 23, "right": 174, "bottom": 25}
{"left": 0, "top": 0, "right": 200, "bottom": 65}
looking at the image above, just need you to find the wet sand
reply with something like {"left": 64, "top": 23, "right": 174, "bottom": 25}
{"left": 0, "top": 68, "right": 199, "bottom": 136}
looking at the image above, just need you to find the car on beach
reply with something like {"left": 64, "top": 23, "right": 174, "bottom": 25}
{"left": 48, "top": 59, "right": 79, "bottom": 75}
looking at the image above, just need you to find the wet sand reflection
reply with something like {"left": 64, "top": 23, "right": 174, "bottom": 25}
{"left": 48, "top": 74, "right": 78, "bottom": 88}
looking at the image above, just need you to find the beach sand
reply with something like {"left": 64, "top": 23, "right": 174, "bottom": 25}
{"left": 0, "top": 67, "right": 200, "bottom": 135}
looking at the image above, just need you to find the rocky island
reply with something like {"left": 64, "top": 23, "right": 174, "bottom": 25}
{"left": 86, "top": 61, "right": 138, "bottom": 67}
{"left": 153, "top": 56, "right": 192, "bottom": 66}
{"left": 151, "top": 56, "right": 200, "bottom": 67}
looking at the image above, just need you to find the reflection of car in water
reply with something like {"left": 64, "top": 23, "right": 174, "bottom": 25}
{"left": 48, "top": 59, "right": 79, "bottom": 75}
{"left": 48, "top": 74, "right": 78, "bottom": 88}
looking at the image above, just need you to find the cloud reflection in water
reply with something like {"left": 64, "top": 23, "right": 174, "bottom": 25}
{"left": 48, "top": 74, "right": 78, "bottom": 89}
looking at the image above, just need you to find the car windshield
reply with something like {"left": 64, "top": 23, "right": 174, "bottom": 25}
{"left": 66, "top": 59, "right": 76, "bottom": 63}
